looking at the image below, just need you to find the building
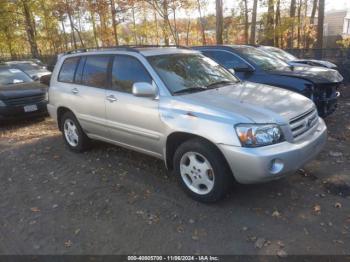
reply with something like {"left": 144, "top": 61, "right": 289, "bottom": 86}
{"left": 324, "top": 9, "right": 350, "bottom": 47}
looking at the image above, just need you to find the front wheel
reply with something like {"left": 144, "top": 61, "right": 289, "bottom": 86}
{"left": 173, "top": 138, "right": 233, "bottom": 203}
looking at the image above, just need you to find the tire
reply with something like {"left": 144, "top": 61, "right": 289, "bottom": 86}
{"left": 60, "top": 111, "right": 91, "bottom": 152}
{"left": 173, "top": 138, "right": 233, "bottom": 203}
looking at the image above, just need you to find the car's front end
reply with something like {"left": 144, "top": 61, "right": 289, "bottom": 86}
{"left": 219, "top": 108, "right": 327, "bottom": 183}
{"left": 0, "top": 66, "right": 48, "bottom": 121}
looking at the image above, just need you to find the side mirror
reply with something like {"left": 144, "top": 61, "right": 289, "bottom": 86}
{"left": 132, "top": 82, "right": 157, "bottom": 97}
{"left": 233, "top": 65, "right": 255, "bottom": 73}
{"left": 32, "top": 75, "right": 39, "bottom": 81}
{"left": 40, "top": 74, "right": 51, "bottom": 86}
{"left": 228, "top": 68, "right": 235, "bottom": 75}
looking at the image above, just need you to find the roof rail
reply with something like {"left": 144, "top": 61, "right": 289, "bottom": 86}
{"left": 63, "top": 44, "right": 189, "bottom": 56}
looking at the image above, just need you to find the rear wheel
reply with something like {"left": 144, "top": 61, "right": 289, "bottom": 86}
{"left": 173, "top": 138, "right": 233, "bottom": 202}
{"left": 60, "top": 111, "right": 91, "bottom": 152}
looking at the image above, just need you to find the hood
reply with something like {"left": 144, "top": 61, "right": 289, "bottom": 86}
{"left": 290, "top": 59, "right": 337, "bottom": 69}
{"left": 271, "top": 65, "right": 343, "bottom": 84}
{"left": 25, "top": 69, "right": 51, "bottom": 79}
{"left": 0, "top": 82, "right": 47, "bottom": 100}
{"left": 174, "top": 82, "right": 315, "bottom": 124}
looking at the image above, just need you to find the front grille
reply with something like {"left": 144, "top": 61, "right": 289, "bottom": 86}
{"left": 314, "top": 83, "right": 340, "bottom": 117}
{"left": 289, "top": 108, "right": 318, "bottom": 139}
{"left": 4, "top": 94, "right": 46, "bottom": 106}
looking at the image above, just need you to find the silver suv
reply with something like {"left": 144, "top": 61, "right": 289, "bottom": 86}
{"left": 48, "top": 47, "right": 327, "bottom": 202}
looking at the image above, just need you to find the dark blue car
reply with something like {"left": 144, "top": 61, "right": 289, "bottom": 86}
{"left": 193, "top": 45, "right": 343, "bottom": 117}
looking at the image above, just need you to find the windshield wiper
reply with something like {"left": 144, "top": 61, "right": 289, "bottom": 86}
{"left": 206, "top": 80, "right": 235, "bottom": 89}
{"left": 173, "top": 87, "right": 207, "bottom": 95}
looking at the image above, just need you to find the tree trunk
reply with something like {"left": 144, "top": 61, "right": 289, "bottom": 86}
{"left": 288, "top": 0, "right": 296, "bottom": 48}
{"left": 65, "top": 0, "right": 77, "bottom": 49}
{"left": 88, "top": 0, "right": 99, "bottom": 48}
{"left": 171, "top": 0, "right": 179, "bottom": 45}
{"left": 60, "top": 18, "right": 68, "bottom": 50}
{"left": 132, "top": 5, "right": 138, "bottom": 44}
{"left": 110, "top": 0, "right": 119, "bottom": 45}
{"left": 275, "top": 0, "right": 281, "bottom": 47}
{"left": 316, "top": 0, "right": 325, "bottom": 49}
{"left": 186, "top": 19, "right": 191, "bottom": 46}
{"left": 162, "top": 0, "right": 169, "bottom": 45}
{"left": 154, "top": 10, "right": 159, "bottom": 45}
{"left": 216, "top": 0, "right": 223, "bottom": 44}
{"left": 297, "top": 0, "right": 302, "bottom": 48}
{"left": 243, "top": 0, "right": 249, "bottom": 44}
{"left": 310, "top": 0, "right": 318, "bottom": 24}
{"left": 303, "top": 0, "right": 308, "bottom": 48}
{"left": 197, "top": 0, "right": 206, "bottom": 45}
{"left": 21, "top": 0, "right": 39, "bottom": 58}
{"left": 250, "top": 0, "right": 258, "bottom": 45}
{"left": 265, "top": 0, "right": 275, "bottom": 45}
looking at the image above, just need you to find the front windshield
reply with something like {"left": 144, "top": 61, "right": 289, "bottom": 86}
{"left": 263, "top": 47, "right": 297, "bottom": 61}
{"left": 147, "top": 54, "right": 239, "bottom": 94}
{"left": 0, "top": 68, "right": 33, "bottom": 85}
{"left": 13, "top": 62, "right": 42, "bottom": 72}
{"left": 239, "top": 47, "right": 290, "bottom": 71}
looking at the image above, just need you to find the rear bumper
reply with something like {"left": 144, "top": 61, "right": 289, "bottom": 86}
{"left": 219, "top": 118, "right": 327, "bottom": 184}
{"left": 0, "top": 101, "right": 48, "bottom": 120}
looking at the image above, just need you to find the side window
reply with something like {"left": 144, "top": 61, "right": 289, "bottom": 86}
{"left": 202, "top": 50, "right": 248, "bottom": 70}
{"left": 111, "top": 55, "right": 152, "bottom": 93}
{"left": 58, "top": 57, "right": 80, "bottom": 83}
{"left": 82, "top": 55, "right": 110, "bottom": 88}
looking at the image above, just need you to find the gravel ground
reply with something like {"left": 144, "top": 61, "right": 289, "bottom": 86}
{"left": 0, "top": 88, "right": 349, "bottom": 256}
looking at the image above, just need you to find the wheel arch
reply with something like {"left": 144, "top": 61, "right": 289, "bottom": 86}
{"left": 57, "top": 106, "right": 75, "bottom": 131}
{"left": 165, "top": 131, "right": 230, "bottom": 172}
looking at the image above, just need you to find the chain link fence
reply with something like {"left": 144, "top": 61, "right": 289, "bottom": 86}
{"left": 2, "top": 48, "right": 350, "bottom": 83}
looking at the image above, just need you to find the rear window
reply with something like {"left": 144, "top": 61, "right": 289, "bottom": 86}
{"left": 82, "top": 55, "right": 110, "bottom": 88}
{"left": 58, "top": 57, "right": 80, "bottom": 83}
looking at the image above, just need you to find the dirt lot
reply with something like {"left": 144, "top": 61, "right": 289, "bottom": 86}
{"left": 0, "top": 89, "right": 349, "bottom": 256}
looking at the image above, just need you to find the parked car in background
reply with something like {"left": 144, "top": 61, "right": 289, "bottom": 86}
{"left": 193, "top": 45, "right": 343, "bottom": 117}
{"left": 5, "top": 60, "right": 51, "bottom": 80}
{"left": 0, "top": 65, "right": 48, "bottom": 120}
{"left": 48, "top": 47, "right": 327, "bottom": 202}
{"left": 257, "top": 45, "right": 338, "bottom": 69}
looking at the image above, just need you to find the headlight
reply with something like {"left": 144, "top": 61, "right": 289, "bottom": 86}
{"left": 0, "top": 100, "right": 5, "bottom": 107}
{"left": 235, "top": 124, "right": 284, "bottom": 147}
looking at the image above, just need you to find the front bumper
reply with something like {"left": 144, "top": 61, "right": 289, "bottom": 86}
{"left": 0, "top": 101, "right": 48, "bottom": 121}
{"left": 219, "top": 118, "right": 327, "bottom": 184}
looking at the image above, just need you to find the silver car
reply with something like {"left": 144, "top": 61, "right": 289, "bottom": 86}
{"left": 47, "top": 47, "right": 327, "bottom": 202}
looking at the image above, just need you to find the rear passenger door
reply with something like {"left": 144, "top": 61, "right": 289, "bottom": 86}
{"left": 105, "top": 55, "right": 163, "bottom": 157}
{"left": 58, "top": 55, "right": 111, "bottom": 137}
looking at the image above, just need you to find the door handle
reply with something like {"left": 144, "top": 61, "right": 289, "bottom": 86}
{"left": 71, "top": 88, "right": 79, "bottom": 94}
{"left": 106, "top": 95, "right": 117, "bottom": 102}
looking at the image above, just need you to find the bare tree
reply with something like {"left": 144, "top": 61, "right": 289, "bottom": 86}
{"left": 310, "top": 0, "right": 318, "bottom": 25}
{"left": 216, "top": 0, "right": 223, "bottom": 44}
{"left": 275, "top": 0, "right": 281, "bottom": 47}
{"left": 110, "top": 0, "right": 119, "bottom": 45}
{"left": 264, "top": 0, "right": 274, "bottom": 45}
{"left": 21, "top": 0, "right": 39, "bottom": 58}
{"left": 288, "top": 0, "right": 296, "bottom": 48}
{"left": 250, "top": 0, "right": 258, "bottom": 45}
{"left": 243, "top": 0, "right": 249, "bottom": 44}
{"left": 196, "top": 0, "right": 206, "bottom": 45}
{"left": 297, "top": 0, "right": 302, "bottom": 48}
{"left": 316, "top": 0, "right": 325, "bottom": 49}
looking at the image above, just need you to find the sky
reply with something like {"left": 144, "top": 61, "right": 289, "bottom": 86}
{"left": 206, "top": 0, "right": 350, "bottom": 16}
